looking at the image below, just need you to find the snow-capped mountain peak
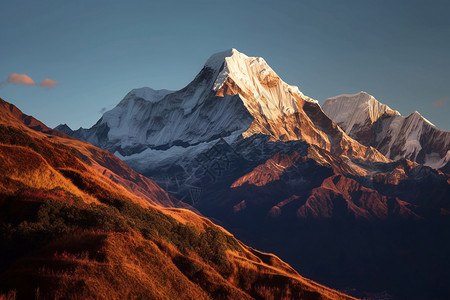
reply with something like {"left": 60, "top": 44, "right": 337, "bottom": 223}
{"left": 210, "top": 49, "right": 269, "bottom": 91}
{"left": 323, "top": 92, "right": 400, "bottom": 135}
{"left": 206, "top": 48, "right": 317, "bottom": 105}
{"left": 323, "top": 92, "right": 450, "bottom": 171}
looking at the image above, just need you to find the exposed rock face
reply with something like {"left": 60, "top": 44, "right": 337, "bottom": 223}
{"left": 323, "top": 92, "right": 450, "bottom": 172}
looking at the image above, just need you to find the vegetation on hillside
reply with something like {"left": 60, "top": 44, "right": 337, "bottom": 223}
{"left": 0, "top": 187, "right": 351, "bottom": 299}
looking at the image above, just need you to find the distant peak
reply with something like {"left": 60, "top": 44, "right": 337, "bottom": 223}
{"left": 325, "top": 92, "right": 400, "bottom": 115}
{"left": 323, "top": 92, "right": 402, "bottom": 128}
{"left": 54, "top": 123, "right": 73, "bottom": 134}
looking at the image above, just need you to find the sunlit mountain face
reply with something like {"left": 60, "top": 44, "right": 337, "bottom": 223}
{"left": 61, "top": 49, "right": 450, "bottom": 299}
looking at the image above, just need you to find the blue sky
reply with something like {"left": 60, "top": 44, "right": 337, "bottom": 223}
{"left": 1, "top": 0, "right": 449, "bottom": 130}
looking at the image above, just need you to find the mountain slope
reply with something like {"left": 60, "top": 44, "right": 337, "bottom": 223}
{"left": 0, "top": 97, "right": 353, "bottom": 299}
{"left": 323, "top": 92, "right": 450, "bottom": 171}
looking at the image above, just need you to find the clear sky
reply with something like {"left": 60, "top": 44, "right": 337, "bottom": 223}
{"left": 1, "top": 0, "right": 449, "bottom": 130}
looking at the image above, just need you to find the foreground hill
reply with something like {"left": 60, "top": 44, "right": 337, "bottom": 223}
{"left": 0, "top": 97, "right": 352, "bottom": 299}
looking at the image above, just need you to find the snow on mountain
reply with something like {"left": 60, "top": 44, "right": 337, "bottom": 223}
{"left": 323, "top": 92, "right": 450, "bottom": 171}
{"left": 212, "top": 49, "right": 323, "bottom": 140}
{"left": 61, "top": 49, "right": 388, "bottom": 175}
{"left": 323, "top": 92, "right": 400, "bottom": 134}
